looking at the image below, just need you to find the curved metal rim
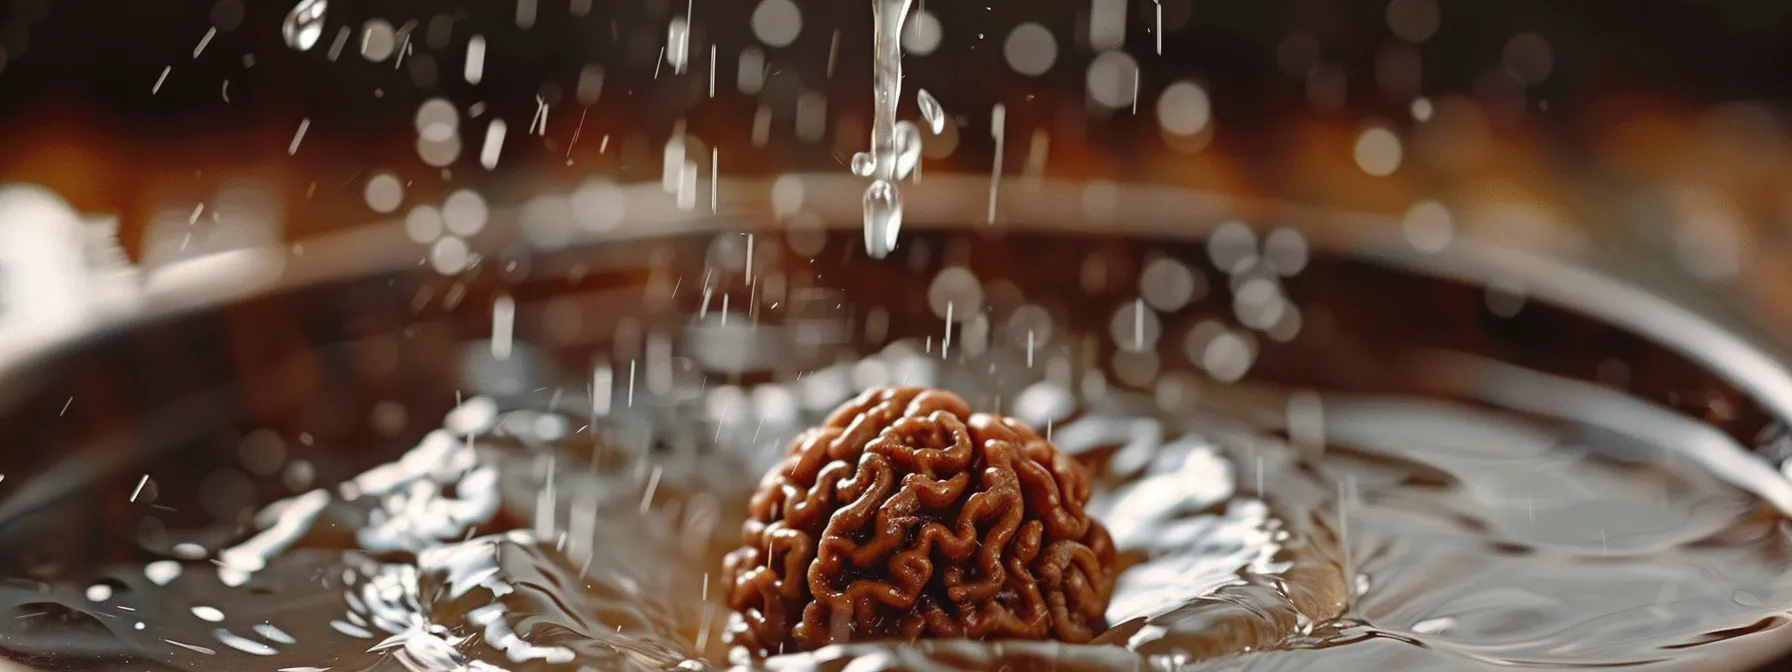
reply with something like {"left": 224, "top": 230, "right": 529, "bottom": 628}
{"left": 54, "top": 173, "right": 1792, "bottom": 425}
{"left": 1, "top": 174, "right": 1791, "bottom": 668}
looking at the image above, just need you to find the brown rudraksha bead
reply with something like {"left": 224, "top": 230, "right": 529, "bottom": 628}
{"left": 721, "top": 386, "right": 1116, "bottom": 656}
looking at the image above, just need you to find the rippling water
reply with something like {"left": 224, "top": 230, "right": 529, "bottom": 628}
{"left": 2, "top": 232, "right": 1791, "bottom": 671}
{"left": 5, "top": 354, "right": 1790, "bottom": 671}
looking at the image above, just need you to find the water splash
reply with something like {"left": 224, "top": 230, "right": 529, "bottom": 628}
{"left": 854, "top": 0, "right": 916, "bottom": 259}
{"left": 916, "top": 88, "right": 946, "bottom": 134}
{"left": 281, "top": 0, "right": 328, "bottom": 51}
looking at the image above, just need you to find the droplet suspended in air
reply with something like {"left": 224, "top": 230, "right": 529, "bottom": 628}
{"left": 916, "top": 88, "right": 946, "bottom": 134}
{"left": 902, "top": 10, "right": 942, "bottom": 55}
{"left": 282, "top": 0, "right": 327, "bottom": 51}
{"left": 360, "top": 19, "right": 396, "bottom": 62}
{"left": 850, "top": 152, "right": 876, "bottom": 177}
{"left": 862, "top": 179, "right": 901, "bottom": 259}
{"left": 1353, "top": 126, "right": 1403, "bottom": 176}
{"left": 667, "top": 17, "right": 690, "bottom": 75}
{"left": 1004, "top": 22, "right": 1057, "bottom": 77}
{"left": 751, "top": 0, "right": 802, "bottom": 48}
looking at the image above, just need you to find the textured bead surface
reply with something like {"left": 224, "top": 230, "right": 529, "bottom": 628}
{"left": 722, "top": 386, "right": 1116, "bottom": 656}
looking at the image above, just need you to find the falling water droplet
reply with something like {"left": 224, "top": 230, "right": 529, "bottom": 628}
{"left": 892, "top": 121, "right": 923, "bottom": 179}
{"left": 667, "top": 18, "right": 690, "bottom": 75}
{"left": 916, "top": 88, "right": 946, "bottom": 134}
{"left": 282, "top": 0, "right": 328, "bottom": 51}
{"left": 851, "top": 152, "right": 876, "bottom": 177}
{"left": 863, "top": 180, "right": 901, "bottom": 259}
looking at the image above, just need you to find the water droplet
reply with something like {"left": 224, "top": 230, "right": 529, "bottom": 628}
{"left": 430, "top": 236, "right": 470, "bottom": 274}
{"left": 214, "top": 628, "right": 277, "bottom": 655}
{"left": 444, "top": 189, "right": 489, "bottom": 236}
{"left": 84, "top": 583, "right": 113, "bottom": 602}
{"left": 916, "top": 88, "right": 946, "bottom": 134}
{"left": 892, "top": 121, "right": 922, "bottom": 179}
{"left": 359, "top": 19, "right": 395, "bottom": 61}
{"left": 1353, "top": 126, "right": 1404, "bottom": 176}
{"left": 1004, "top": 22, "right": 1057, "bottom": 76}
{"left": 667, "top": 18, "right": 690, "bottom": 74}
{"left": 363, "top": 172, "right": 403, "bottom": 214}
{"left": 281, "top": 0, "right": 327, "bottom": 51}
{"left": 751, "top": 0, "right": 802, "bottom": 47}
{"left": 928, "top": 267, "right": 983, "bottom": 320}
{"left": 405, "top": 205, "right": 444, "bottom": 244}
{"left": 862, "top": 180, "right": 901, "bottom": 260}
{"left": 145, "top": 560, "right": 182, "bottom": 586}
{"left": 253, "top": 623, "right": 296, "bottom": 644}
{"left": 902, "top": 10, "right": 942, "bottom": 55}
{"left": 850, "top": 152, "right": 876, "bottom": 177}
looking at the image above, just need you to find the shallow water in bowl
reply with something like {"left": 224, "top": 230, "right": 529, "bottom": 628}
{"left": 0, "top": 229, "right": 1789, "bottom": 671}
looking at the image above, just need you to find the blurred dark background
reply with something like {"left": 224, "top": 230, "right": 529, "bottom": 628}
{"left": 1, "top": 0, "right": 1791, "bottom": 256}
